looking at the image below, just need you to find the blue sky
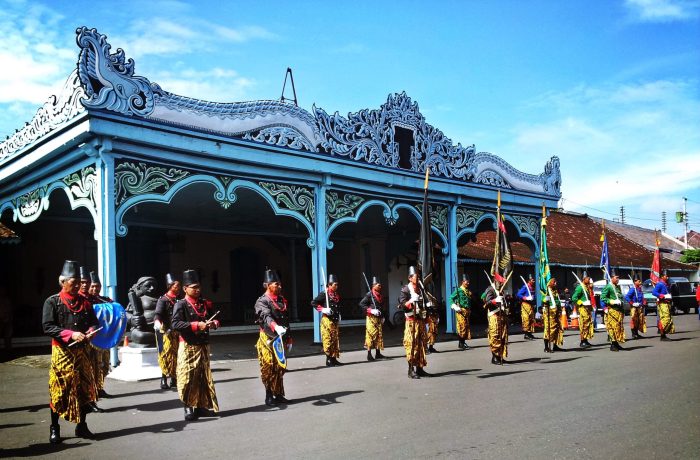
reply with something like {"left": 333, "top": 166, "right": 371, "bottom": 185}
{"left": 1, "top": 0, "right": 699, "bottom": 238}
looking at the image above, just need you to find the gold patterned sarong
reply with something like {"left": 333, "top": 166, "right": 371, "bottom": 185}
{"left": 578, "top": 305, "right": 594, "bottom": 340}
{"left": 90, "top": 344, "right": 110, "bottom": 392}
{"left": 364, "top": 315, "right": 384, "bottom": 350}
{"left": 158, "top": 330, "right": 179, "bottom": 377}
{"left": 456, "top": 309, "right": 471, "bottom": 340}
{"left": 321, "top": 315, "right": 340, "bottom": 358}
{"left": 543, "top": 308, "right": 563, "bottom": 345}
{"left": 256, "top": 331, "right": 285, "bottom": 396}
{"left": 426, "top": 316, "right": 438, "bottom": 346}
{"left": 488, "top": 312, "right": 508, "bottom": 358}
{"left": 630, "top": 306, "right": 647, "bottom": 333}
{"left": 403, "top": 319, "right": 427, "bottom": 367}
{"left": 176, "top": 342, "right": 219, "bottom": 411}
{"left": 49, "top": 344, "right": 97, "bottom": 423}
{"left": 604, "top": 308, "right": 625, "bottom": 343}
{"left": 657, "top": 302, "right": 675, "bottom": 334}
{"left": 521, "top": 302, "right": 535, "bottom": 333}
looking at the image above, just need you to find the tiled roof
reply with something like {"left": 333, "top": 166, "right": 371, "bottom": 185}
{"left": 458, "top": 210, "right": 693, "bottom": 271}
{"left": 589, "top": 217, "right": 687, "bottom": 262}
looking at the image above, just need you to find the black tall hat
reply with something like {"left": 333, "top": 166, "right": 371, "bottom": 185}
{"left": 371, "top": 276, "right": 380, "bottom": 286}
{"left": 528, "top": 274, "right": 535, "bottom": 282}
{"left": 165, "top": 273, "right": 178, "bottom": 288}
{"left": 461, "top": 273, "right": 469, "bottom": 282}
{"left": 60, "top": 260, "right": 79, "bottom": 278}
{"left": 610, "top": 268, "right": 619, "bottom": 277}
{"left": 582, "top": 270, "right": 589, "bottom": 279}
{"left": 264, "top": 269, "right": 281, "bottom": 284}
{"left": 89, "top": 271, "right": 101, "bottom": 284}
{"left": 182, "top": 269, "right": 199, "bottom": 286}
{"left": 79, "top": 266, "right": 89, "bottom": 281}
{"left": 328, "top": 274, "right": 338, "bottom": 284}
{"left": 408, "top": 266, "right": 418, "bottom": 277}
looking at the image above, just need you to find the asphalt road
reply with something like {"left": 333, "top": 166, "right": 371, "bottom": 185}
{"left": 1, "top": 315, "right": 699, "bottom": 459}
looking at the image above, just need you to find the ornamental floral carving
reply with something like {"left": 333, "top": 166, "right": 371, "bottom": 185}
{"left": 242, "top": 127, "right": 314, "bottom": 151}
{"left": 456, "top": 208, "right": 485, "bottom": 231}
{"left": 63, "top": 166, "right": 97, "bottom": 214}
{"left": 12, "top": 186, "right": 49, "bottom": 223}
{"left": 259, "top": 182, "right": 315, "bottom": 225}
{"left": 114, "top": 162, "right": 190, "bottom": 206}
{"left": 512, "top": 215, "right": 539, "bottom": 236}
{"left": 326, "top": 191, "right": 365, "bottom": 225}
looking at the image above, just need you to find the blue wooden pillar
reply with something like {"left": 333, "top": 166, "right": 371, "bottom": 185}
{"left": 93, "top": 140, "right": 120, "bottom": 366}
{"left": 311, "top": 175, "right": 329, "bottom": 343}
{"left": 444, "top": 203, "right": 458, "bottom": 334}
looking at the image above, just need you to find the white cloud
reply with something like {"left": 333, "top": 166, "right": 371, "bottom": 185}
{"left": 150, "top": 67, "right": 256, "bottom": 102}
{"left": 625, "top": 0, "right": 700, "bottom": 22}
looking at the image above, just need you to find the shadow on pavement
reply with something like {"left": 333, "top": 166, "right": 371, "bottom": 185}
{"left": 104, "top": 397, "right": 184, "bottom": 413}
{"left": 0, "top": 423, "right": 33, "bottom": 429}
{"left": 95, "top": 418, "right": 214, "bottom": 440}
{"left": 0, "top": 403, "right": 46, "bottom": 414}
{"left": 218, "top": 390, "right": 365, "bottom": 416}
{"left": 477, "top": 369, "right": 540, "bottom": 378}
{"left": 618, "top": 345, "right": 653, "bottom": 351}
{"left": 506, "top": 357, "right": 545, "bottom": 364}
{"left": 429, "top": 368, "right": 481, "bottom": 377}
{"left": 0, "top": 440, "right": 90, "bottom": 457}
{"left": 543, "top": 357, "right": 583, "bottom": 364}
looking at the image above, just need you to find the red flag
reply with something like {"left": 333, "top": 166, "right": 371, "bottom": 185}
{"left": 650, "top": 248, "right": 660, "bottom": 284}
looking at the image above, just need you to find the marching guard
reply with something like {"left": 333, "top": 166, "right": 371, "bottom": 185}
{"left": 542, "top": 278, "right": 564, "bottom": 353}
{"left": 398, "top": 266, "right": 430, "bottom": 379}
{"left": 625, "top": 275, "right": 647, "bottom": 339}
{"left": 571, "top": 272, "right": 594, "bottom": 348}
{"left": 312, "top": 274, "right": 343, "bottom": 366}
{"left": 601, "top": 270, "right": 625, "bottom": 351}
{"left": 154, "top": 273, "right": 181, "bottom": 390}
{"left": 516, "top": 275, "right": 537, "bottom": 341}
{"left": 450, "top": 274, "right": 473, "bottom": 350}
{"left": 359, "top": 276, "right": 386, "bottom": 361}
{"left": 652, "top": 270, "right": 675, "bottom": 341}
{"left": 254, "top": 269, "right": 292, "bottom": 406}
{"left": 172, "top": 269, "right": 220, "bottom": 421}
{"left": 43, "top": 260, "right": 100, "bottom": 443}
{"left": 483, "top": 282, "right": 508, "bottom": 364}
{"left": 87, "top": 271, "right": 112, "bottom": 399}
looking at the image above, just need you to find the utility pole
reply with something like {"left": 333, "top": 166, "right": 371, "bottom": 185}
{"left": 683, "top": 197, "right": 688, "bottom": 249}
{"left": 619, "top": 205, "right": 625, "bottom": 224}
{"left": 662, "top": 211, "right": 667, "bottom": 233}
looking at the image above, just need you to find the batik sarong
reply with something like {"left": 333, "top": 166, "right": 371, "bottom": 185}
{"left": 604, "top": 308, "right": 626, "bottom": 343}
{"left": 364, "top": 315, "right": 384, "bottom": 350}
{"left": 456, "top": 309, "right": 472, "bottom": 340}
{"left": 630, "top": 306, "right": 647, "bottom": 333}
{"left": 578, "top": 305, "right": 594, "bottom": 340}
{"left": 49, "top": 344, "right": 97, "bottom": 423}
{"left": 256, "top": 331, "right": 285, "bottom": 396}
{"left": 426, "top": 316, "right": 438, "bottom": 346}
{"left": 403, "top": 319, "right": 427, "bottom": 367}
{"left": 488, "top": 312, "right": 508, "bottom": 358}
{"left": 657, "top": 302, "right": 675, "bottom": 334}
{"left": 321, "top": 315, "right": 340, "bottom": 358}
{"left": 521, "top": 301, "right": 535, "bottom": 333}
{"left": 543, "top": 308, "right": 563, "bottom": 345}
{"left": 158, "top": 330, "right": 179, "bottom": 377}
{"left": 176, "top": 342, "right": 218, "bottom": 411}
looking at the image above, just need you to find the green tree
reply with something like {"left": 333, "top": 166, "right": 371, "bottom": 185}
{"left": 680, "top": 249, "right": 700, "bottom": 264}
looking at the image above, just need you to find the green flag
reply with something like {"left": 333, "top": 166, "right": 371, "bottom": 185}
{"left": 539, "top": 209, "right": 551, "bottom": 296}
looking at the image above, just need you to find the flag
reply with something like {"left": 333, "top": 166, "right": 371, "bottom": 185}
{"left": 539, "top": 206, "right": 551, "bottom": 296}
{"left": 418, "top": 168, "right": 434, "bottom": 287}
{"left": 490, "top": 191, "right": 512, "bottom": 284}
{"left": 600, "top": 220, "right": 611, "bottom": 282}
{"left": 651, "top": 230, "right": 661, "bottom": 284}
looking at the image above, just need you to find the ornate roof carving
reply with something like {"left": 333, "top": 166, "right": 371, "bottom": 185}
{"left": 0, "top": 27, "right": 561, "bottom": 198}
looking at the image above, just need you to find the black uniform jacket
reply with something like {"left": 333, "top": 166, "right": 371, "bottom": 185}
{"left": 42, "top": 293, "right": 99, "bottom": 347}
{"left": 311, "top": 290, "right": 341, "bottom": 322}
{"left": 255, "top": 293, "right": 291, "bottom": 340}
{"left": 172, "top": 296, "right": 215, "bottom": 345}
{"left": 154, "top": 294, "right": 178, "bottom": 330}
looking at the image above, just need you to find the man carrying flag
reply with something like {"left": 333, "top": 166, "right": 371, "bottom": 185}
{"left": 601, "top": 269, "right": 625, "bottom": 351}
{"left": 516, "top": 275, "right": 536, "bottom": 340}
{"left": 652, "top": 270, "right": 675, "bottom": 341}
{"left": 571, "top": 271, "right": 594, "bottom": 348}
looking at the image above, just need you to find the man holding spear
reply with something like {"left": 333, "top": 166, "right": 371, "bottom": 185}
{"left": 516, "top": 275, "right": 537, "bottom": 341}
{"left": 571, "top": 271, "right": 594, "bottom": 348}
{"left": 601, "top": 268, "right": 625, "bottom": 351}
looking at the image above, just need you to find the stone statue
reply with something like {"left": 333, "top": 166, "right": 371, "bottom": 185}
{"left": 127, "top": 276, "right": 158, "bottom": 347}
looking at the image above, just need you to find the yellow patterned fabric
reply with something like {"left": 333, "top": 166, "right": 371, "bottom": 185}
{"left": 403, "top": 319, "right": 427, "bottom": 367}
{"left": 456, "top": 309, "right": 471, "bottom": 340}
{"left": 487, "top": 312, "right": 508, "bottom": 358}
{"left": 604, "top": 308, "right": 626, "bottom": 343}
{"left": 520, "top": 302, "right": 535, "bottom": 333}
{"left": 90, "top": 345, "right": 110, "bottom": 391}
{"left": 49, "top": 344, "right": 97, "bottom": 423}
{"left": 578, "top": 305, "right": 594, "bottom": 340}
{"left": 158, "top": 330, "right": 179, "bottom": 377}
{"left": 657, "top": 302, "right": 675, "bottom": 334}
{"left": 364, "top": 315, "right": 384, "bottom": 350}
{"left": 321, "top": 315, "right": 340, "bottom": 358}
{"left": 543, "top": 308, "right": 563, "bottom": 345}
{"left": 176, "top": 342, "right": 219, "bottom": 411}
{"left": 425, "top": 316, "right": 438, "bottom": 346}
{"left": 256, "top": 331, "right": 285, "bottom": 396}
{"left": 630, "top": 306, "right": 647, "bottom": 333}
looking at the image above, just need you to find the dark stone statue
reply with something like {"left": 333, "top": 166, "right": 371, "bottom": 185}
{"left": 126, "top": 276, "right": 158, "bottom": 347}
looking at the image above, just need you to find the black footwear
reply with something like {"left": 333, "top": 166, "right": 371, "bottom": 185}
{"left": 408, "top": 366, "right": 420, "bottom": 379}
{"left": 580, "top": 341, "right": 586, "bottom": 348}
{"left": 584, "top": 340, "right": 592, "bottom": 347}
{"left": 660, "top": 335, "right": 671, "bottom": 341}
{"left": 428, "top": 345, "right": 439, "bottom": 353}
{"left": 184, "top": 407, "right": 198, "bottom": 420}
{"left": 74, "top": 422, "right": 95, "bottom": 439}
{"left": 326, "top": 356, "right": 332, "bottom": 367}
{"left": 458, "top": 340, "right": 465, "bottom": 349}
{"left": 170, "top": 377, "right": 177, "bottom": 388}
{"left": 500, "top": 358, "right": 507, "bottom": 365}
{"left": 331, "top": 358, "right": 343, "bottom": 366}
{"left": 367, "top": 351, "right": 375, "bottom": 362}
{"left": 416, "top": 367, "right": 431, "bottom": 377}
{"left": 265, "top": 390, "right": 276, "bottom": 407}
{"left": 274, "top": 395, "right": 290, "bottom": 404}
{"left": 616, "top": 342, "right": 624, "bottom": 350}
{"left": 87, "top": 402, "right": 103, "bottom": 413}
{"left": 374, "top": 351, "right": 385, "bottom": 359}
{"left": 492, "top": 355, "right": 499, "bottom": 365}
{"left": 552, "top": 345, "right": 564, "bottom": 352}
{"left": 49, "top": 424, "right": 61, "bottom": 444}
{"left": 97, "top": 389, "right": 111, "bottom": 398}
{"left": 527, "top": 333, "right": 537, "bottom": 340}
{"left": 194, "top": 408, "right": 213, "bottom": 417}
{"left": 610, "top": 343, "right": 618, "bottom": 352}
{"left": 462, "top": 343, "right": 470, "bottom": 350}
{"left": 160, "top": 376, "right": 169, "bottom": 390}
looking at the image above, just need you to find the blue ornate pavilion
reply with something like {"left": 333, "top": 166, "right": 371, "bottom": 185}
{"left": 0, "top": 28, "right": 561, "bottom": 342}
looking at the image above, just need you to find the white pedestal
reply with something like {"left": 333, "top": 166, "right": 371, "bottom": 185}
{"left": 107, "top": 346, "right": 163, "bottom": 381}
